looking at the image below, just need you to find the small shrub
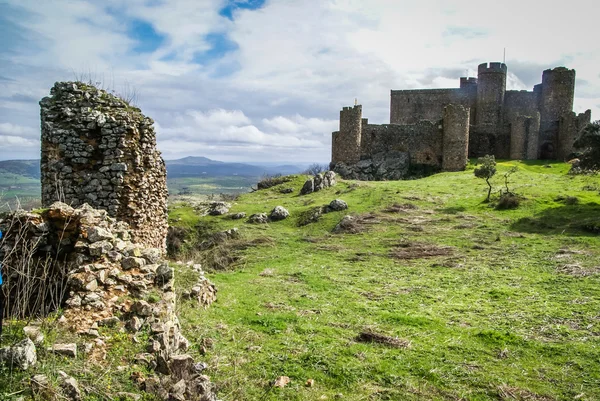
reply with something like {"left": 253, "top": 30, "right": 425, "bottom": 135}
{"left": 474, "top": 155, "right": 497, "bottom": 202}
{"left": 496, "top": 193, "right": 521, "bottom": 210}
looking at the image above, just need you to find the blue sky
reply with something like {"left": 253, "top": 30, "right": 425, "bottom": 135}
{"left": 0, "top": 0, "right": 598, "bottom": 162}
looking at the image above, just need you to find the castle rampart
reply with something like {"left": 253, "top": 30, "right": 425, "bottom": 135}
{"left": 331, "top": 61, "right": 591, "bottom": 181}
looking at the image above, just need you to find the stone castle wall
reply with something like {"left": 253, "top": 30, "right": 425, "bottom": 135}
{"left": 332, "top": 61, "right": 592, "bottom": 180}
{"left": 40, "top": 82, "right": 168, "bottom": 250}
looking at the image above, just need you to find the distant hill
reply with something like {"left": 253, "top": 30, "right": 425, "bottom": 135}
{"left": 0, "top": 157, "right": 304, "bottom": 180}
{"left": 165, "top": 156, "right": 303, "bottom": 178}
{"left": 0, "top": 159, "right": 40, "bottom": 179}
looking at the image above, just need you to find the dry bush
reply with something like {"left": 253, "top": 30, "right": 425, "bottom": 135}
{"left": 496, "top": 193, "right": 521, "bottom": 210}
{"left": 1, "top": 212, "right": 71, "bottom": 319}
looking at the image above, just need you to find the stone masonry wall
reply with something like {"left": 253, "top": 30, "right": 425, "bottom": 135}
{"left": 40, "top": 82, "right": 168, "bottom": 251}
{"left": 442, "top": 104, "right": 470, "bottom": 171}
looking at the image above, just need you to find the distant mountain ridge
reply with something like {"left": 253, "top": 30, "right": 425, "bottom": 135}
{"left": 0, "top": 157, "right": 304, "bottom": 179}
{"left": 0, "top": 159, "right": 40, "bottom": 179}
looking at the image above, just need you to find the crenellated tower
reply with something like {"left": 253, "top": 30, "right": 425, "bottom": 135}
{"left": 476, "top": 62, "right": 507, "bottom": 127}
{"left": 331, "top": 105, "right": 362, "bottom": 164}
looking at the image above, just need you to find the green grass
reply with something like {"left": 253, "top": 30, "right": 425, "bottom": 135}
{"left": 0, "top": 171, "right": 41, "bottom": 212}
{"left": 168, "top": 176, "right": 257, "bottom": 196}
{"left": 170, "top": 161, "right": 600, "bottom": 400}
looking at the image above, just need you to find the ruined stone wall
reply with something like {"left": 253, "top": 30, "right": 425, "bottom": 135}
{"left": 557, "top": 110, "right": 592, "bottom": 160}
{"left": 361, "top": 121, "right": 443, "bottom": 168}
{"left": 40, "top": 82, "right": 168, "bottom": 251}
{"left": 331, "top": 105, "right": 362, "bottom": 164}
{"left": 510, "top": 114, "right": 540, "bottom": 160}
{"left": 390, "top": 88, "right": 476, "bottom": 125}
{"left": 442, "top": 105, "right": 470, "bottom": 171}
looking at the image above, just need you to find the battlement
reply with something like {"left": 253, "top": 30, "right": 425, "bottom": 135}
{"left": 460, "top": 77, "right": 477, "bottom": 89}
{"left": 478, "top": 62, "right": 507, "bottom": 74}
{"left": 332, "top": 60, "right": 591, "bottom": 181}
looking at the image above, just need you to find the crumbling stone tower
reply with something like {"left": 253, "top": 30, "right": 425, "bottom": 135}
{"left": 40, "top": 82, "right": 168, "bottom": 250}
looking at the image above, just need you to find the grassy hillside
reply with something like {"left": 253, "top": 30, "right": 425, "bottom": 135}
{"left": 0, "top": 171, "right": 41, "bottom": 211}
{"left": 170, "top": 160, "right": 600, "bottom": 400}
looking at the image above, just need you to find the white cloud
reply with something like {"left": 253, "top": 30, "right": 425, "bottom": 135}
{"left": 0, "top": 0, "right": 599, "bottom": 162}
{"left": 0, "top": 123, "right": 38, "bottom": 139}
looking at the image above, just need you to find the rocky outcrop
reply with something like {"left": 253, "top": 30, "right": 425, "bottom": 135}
{"left": 40, "top": 82, "right": 168, "bottom": 250}
{"left": 300, "top": 171, "right": 337, "bottom": 195}
{"left": 248, "top": 213, "right": 269, "bottom": 224}
{"left": 331, "top": 151, "right": 410, "bottom": 180}
{"left": 0, "top": 203, "right": 218, "bottom": 400}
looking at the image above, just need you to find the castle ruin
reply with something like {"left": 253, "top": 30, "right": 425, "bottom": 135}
{"left": 40, "top": 82, "right": 169, "bottom": 250}
{"left": 331, "top": 62, "right": 592, "bottom": 180}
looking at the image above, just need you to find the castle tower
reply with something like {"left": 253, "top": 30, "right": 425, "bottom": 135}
{"left": 539, "top": 67, "right": 576, "bottom": 159}
{"left": 331, "top": 105, "right": 362, "bottom": 164}
{"left": 40, "top": 82, "right": 169, "bottom": 251}
{"left": 442, "top": 104, "right": 470, "bottom": 171}
{"left": 475, "top": 62, "right": 507, "bottom": 127}
{"left": 540, "top": 67, "right": 576, "bottom": 126}
{"left": 510, "top": 113, "right": 540, "bottom": 160}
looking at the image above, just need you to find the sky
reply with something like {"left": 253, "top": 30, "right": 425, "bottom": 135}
{"left": 0, "top": 0, "right": 598, "bottom": 163}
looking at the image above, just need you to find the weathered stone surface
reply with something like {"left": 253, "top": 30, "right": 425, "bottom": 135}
{"left": 333, "top": 215, "right": 356, "bottom": 233}
{"left": 85, "top": 226, "right": 113, "bottom": 243}
{"left": 332, "top": 151, "right": 410, "bottom": 180}
{"left": 208, "top": 202, "right": 231, "bottom": 216}
{"left": 300, "top": 179, "right": 314, "bottom": 195}
{"left": 40, "top": 82, "right": 168, "bottom": 251}
{"left": 328, "top": 199, "right": 348, "bottom": 211}
{"left": 230, "top": 212, "right": 246, "bottom": 220}
{"left": 60, "top": 373, "right": 82, "bottom": 401}
{"left": 155, "top": 263, "right": 174, "bottom": 285}
{"left": 248, "top": 213, "right": 269, "bottom": 224}
{"left": 269, "top": 206, "right": 290, "bottom": 221}
{"left": 49, "top": 343, "right": 77, "bottom": 358}
{"left": 122, "top": 256, "right": 146, "bottom": 270}
{"left": 0, "top": 338, "right": 37, "bottom": 369}
{"left": 300, "top": 171, "right": 337, "bottom": 195}
{"left": 23, "top": 326, "right": 45, "bottom": 345}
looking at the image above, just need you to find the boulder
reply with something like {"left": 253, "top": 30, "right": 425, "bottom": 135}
{"left": 59, "top": 373, "right": 82, "bottom": 401}
{"left": 328, "top": 199, "right": 348, "bottom": 212}
{"left": 23, "top": 326, "right": 45, "bottom": 345}
{"left": 269, "top": 206, "right": 290, "bottom": 221}
{"left": 300, "top": 179, "right": 314, "bottom": 195}
{"left": 230, "top": 212, "right": 246, "bottom": 220}
{"left": 248, "top": 213, "right": 269, "bottom": 224}
{"left": 0, "top": 338, "right": 37, "bottom": 369}
{"left": 208, "top": 202, "right": 231, "bottom": 216}
{"left": 49, "top": 343, "right": 77, "bottom": 358}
